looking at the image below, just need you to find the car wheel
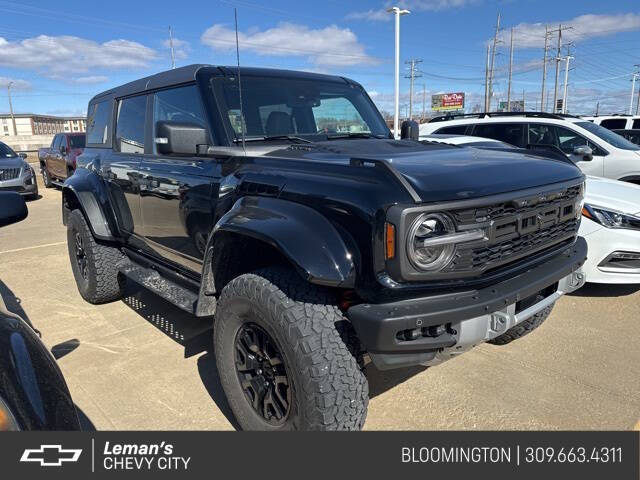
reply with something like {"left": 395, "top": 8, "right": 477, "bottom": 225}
{"left": 42, "top": 166, "right": 53, "bottom": 188}
{"left": 67, "top": 209, "right": 126, "bottom": 304}
{"left": 214, "top": 267, "right": 369, "bottom": 431}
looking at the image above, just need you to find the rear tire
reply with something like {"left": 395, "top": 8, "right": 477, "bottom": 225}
{"left": 67, "top": 209, "right": 125, "bottom": 304}
{"left": 488, "top": 298, "right": 555, "bottom": 346}
{"left": 214, "top": 267, "right": 369, "bottom": 431}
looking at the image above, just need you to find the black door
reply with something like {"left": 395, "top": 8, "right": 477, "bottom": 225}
{"left": 105, "top": 94, "right": 146, "bottom": 239}
{"left": 139, "top": 84, "right": 218, "bottom": 273}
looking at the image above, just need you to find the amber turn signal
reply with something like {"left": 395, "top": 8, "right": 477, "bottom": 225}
{"left": 581, "top": 206, "right": 592, "bottom": 219}
{"left": 385, "top": 222, "right": 396, "bottom": 260}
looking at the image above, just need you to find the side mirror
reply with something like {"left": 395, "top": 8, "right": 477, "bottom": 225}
{"left": 400, "top": 120, "right": 420, "bottom": 141}
{"left": 18, "top": 152, "right": 27, "bottom": 159}
{"left": 0, "top": 192, "right": 28, "bottom": 228}
{"left": 60, "top": 145, "right": 67, "bottom": 155}
{"left": 573, "top": 145, "right": 593, "bottom": 161}
{"left": 154, "top": 121, "right": 209, "bottom": 155}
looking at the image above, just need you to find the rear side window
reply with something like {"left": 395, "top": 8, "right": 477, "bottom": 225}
{"left": 600, "top": 119, "right": 626, "bottom": 130}
{"left": 471, "top": 123, "right": 525, "bottom": 147}
{"left": 87, "top": 100, "right": 111, "bottom": 145}
{"left": 435, "top": 125, "right": 468, "bottom": 135}
{"left": 633, "top": 119, "right": 640, "bottom": 129}
{"left": 115, "top": 95, "right": 147, "bottom": 154}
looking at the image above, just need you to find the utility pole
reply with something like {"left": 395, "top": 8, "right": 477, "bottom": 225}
{"left": 405, "top": 59, "right": 422, "bottom": 119}
{"left": 7, "top": 82, "right": 16, "bottom": 136}
{"left": 551, "top": 24, "right": 572, "bottom": 113}
{"left": 169, "top": 26, "right": 176, "bottom": 69}
{"left": 636, "top": 81, "right": 640, "bottom": 115}
{"left": 629, "top": 67, "right": 639, "bottom": 115}
{"left": 552, "top": 24, "right": 562, "bottom": 113}
{"left": 506, "top": 27, "right": 514, "bottom": 111}
{"left": 595, "top": 102, "right": 599, "bottom": 116}
{"left": 541, "top": 25, "right": 549, "bottom": 112}
{"left": 562, "top": 54, "right": 573, "bottom": 114}
{"left": 484, "top": 44, "right": 491, "bottom": 111}
{"left": 488, "top": 12, "right": 501, "bottom": 111}
{"left": 421, "top": 83, "right": 426, "bottom": 120}
{"left": 387, "top": 6, "right": 410, "bottom": 137}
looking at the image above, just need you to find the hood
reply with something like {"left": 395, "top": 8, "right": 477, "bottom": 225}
{"left": 0, "top": 156, "right": 26, "bottom": 169}
{"left": 273, "top": 139, "right": 583, "bottom": 202}
{"left": 585, "top": 175, "right": 640, "bottom": 215}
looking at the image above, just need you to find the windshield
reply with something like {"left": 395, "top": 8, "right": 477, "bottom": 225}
{"left": 0, "top": 142, "right": 17, "bottom": 158}
{"left": 212, "top": 74, "right": 390, "bottom": 141}
{"left": 69, "top": 134, "right": 86, "bottom": 149}
{"left": 576, "top": 122, "right": 640, "bottom": 151}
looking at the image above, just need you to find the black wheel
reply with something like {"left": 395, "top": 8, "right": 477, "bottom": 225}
{"left": 488, "top": 297, "right": 555, "bottom": 346}
{"left": 67, "top": 209, "right": 126, "bottom": 304}
{"left": 41, "top": 165, "right": 53, "bottom": 188}
{"left": 214, "top": 267, "right": 368, "bottom": 431}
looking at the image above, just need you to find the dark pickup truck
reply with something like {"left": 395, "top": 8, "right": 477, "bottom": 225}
{"left": 39, "top": 132, "right": 85, "bottom": 187}
{"left": 62, "top": 64, "right": 587, "bottom": 431}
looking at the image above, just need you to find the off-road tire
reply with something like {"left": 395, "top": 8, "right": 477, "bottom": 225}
{"left": 214, "top": 267, "right": 369, "bottom": 431}
{"left": 67, "top": 209, "right": 125, "bottom": 304}
{"left": 488, "top": 298, "right": 555, "bottom": 346}
{"left": 41, "top": 165, "right": 53, "bottom": 188}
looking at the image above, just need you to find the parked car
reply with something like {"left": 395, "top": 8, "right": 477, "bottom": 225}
{"left": 420, "top": 134, "right": 640, "bottom": 284}
{"left": 63, "top": 65, "right": 586, "bottom": 431}
{"left": 420, "top": 112, "right": 640, "bottom": 184}
{"left": 0, "top": 192, "right": 81, "bottom": 430}
{"left": 0, "top": 142, "right": 38, "bottom": 200}
{"left": 38, "top": 132, "right": 85, "bottom": 187}
{"left": 613, "top": 129, "right": 640, "bottom": 145}
{"left": 582, "top": 115, "right": 640, "bottom": 131}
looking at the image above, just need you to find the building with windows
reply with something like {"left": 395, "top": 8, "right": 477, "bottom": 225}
{"left": 0, "top": 113, "right": 86, "bottom": 136}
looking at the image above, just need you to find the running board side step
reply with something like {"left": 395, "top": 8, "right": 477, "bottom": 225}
{"left": 119, "top": 263, "right": 199, "bottom": 316}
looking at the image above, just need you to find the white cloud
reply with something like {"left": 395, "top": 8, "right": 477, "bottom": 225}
{"left": 0, "top": 35, "right": 158, "bottom": 76}
{"left": 503, "top": 13, "right": 640, "bottom": 48}
{"left": 347, "top": 0, "right": 480, "bottom": 21}
{"left": 201, "top": 22, "right": 379, "bottom": 67}
{"left": 162, "top": 37, "right": 190, "bottom": 60}
{"left": 0, "top": 76, "right": 30, "bottom": 90}
{"left": 72, "top": 75, "right": 108, "bottom": 84}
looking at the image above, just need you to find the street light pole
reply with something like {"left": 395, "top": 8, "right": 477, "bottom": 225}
{"left": 630, "top": 71, "right": 639, "bottom": 115}
{"left": 562, "top": 55, "right": 573, "bottom": 114}
{"left": 7, "top": 81, "right": 17, "bottom": 136}
{"left": 387, "top": 6, "right": 410, "bottom": 138}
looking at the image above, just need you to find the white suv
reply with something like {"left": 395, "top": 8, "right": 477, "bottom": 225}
{"left": 582, "top": 115, "right": 640, "bottom": 131}
{"left": 420, "top": 112, "right": 640, "bottom": 184}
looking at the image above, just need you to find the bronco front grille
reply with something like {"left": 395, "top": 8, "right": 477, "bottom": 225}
{"left": 0, "top": 167, "right": 20, "bottom": 181}
{"left": 446, "top": 183, "right": 582, "bottom": 274}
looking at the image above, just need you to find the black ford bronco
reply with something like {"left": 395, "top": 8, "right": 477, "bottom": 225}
{"left": 62, "top": 64, "right": 587, "bottom": 430}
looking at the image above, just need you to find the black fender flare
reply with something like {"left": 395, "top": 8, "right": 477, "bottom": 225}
{"left": 196, "top": 196, "right": 357, "bottom": 316}
{"left": 61, "top": 168, "right": 117, "bottom": 241}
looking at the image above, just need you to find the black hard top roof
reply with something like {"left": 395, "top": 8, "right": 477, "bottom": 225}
{"left": 89, "top": 64, "right": 356, "bottom": 104}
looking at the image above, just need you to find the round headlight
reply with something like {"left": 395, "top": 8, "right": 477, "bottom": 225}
{"left": 0, "top": 395, "right": 20, "bottom": 431}
{"left": 406, "top": 213, "right": 456, "bottom": 271}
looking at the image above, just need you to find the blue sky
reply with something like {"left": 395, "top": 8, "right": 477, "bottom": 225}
{"left": 0, "top": 0, "right": 638, "bottom": 117}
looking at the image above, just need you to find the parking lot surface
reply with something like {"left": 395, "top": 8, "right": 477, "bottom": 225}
{"left": 1, "top": 178, "right": 639, "bottom": 430}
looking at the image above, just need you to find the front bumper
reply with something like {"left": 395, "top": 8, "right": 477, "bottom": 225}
{"left": 0, "top": 170, "right": 38, "bottom": 196}
{"left": 348, "top": 237, "right": 587, "bottom": 370}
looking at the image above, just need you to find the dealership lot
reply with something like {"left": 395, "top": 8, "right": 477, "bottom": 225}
{"left": 1, "top": 178, "right": 639, "bottom": 431}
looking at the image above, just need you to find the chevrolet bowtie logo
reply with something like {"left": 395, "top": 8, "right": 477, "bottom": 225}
{"left": 20, "top": 445, "right": 82, "bottom": 467}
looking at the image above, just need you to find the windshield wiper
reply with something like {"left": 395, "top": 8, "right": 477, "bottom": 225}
{"left": 326, "top": 132, "right": 387, "bottom": 140}
{"left": 233, "top": 135, "right": 312, "bottom": 144}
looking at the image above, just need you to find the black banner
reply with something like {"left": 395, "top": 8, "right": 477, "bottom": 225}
{"left": 0, "top": 431, "right": 637, "bottom": 479}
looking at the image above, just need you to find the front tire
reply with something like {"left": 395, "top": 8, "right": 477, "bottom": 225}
{"left": 214, "top": 267, "right": 369, "bottom": 431}
{"left": 41, "top": 165, "right": 53, "bottom": 188}
{"left": 67, "top": 209, "right": 125, "bottom": 304}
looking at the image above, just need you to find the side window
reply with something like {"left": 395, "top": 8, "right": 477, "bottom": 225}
{"left": 529, "top": 124, "right": 603, "bottom": 156}
{"left": 471, "top": 123, "right": 525, "bottom": 147}
{"left": 600, "top": 119, "right": 626, "bottom": 130}
{"left": 435, "top": 125, "right": 468, "bottom": 135}
{"left": 52, "top": 134, "right": 61, "bottom": 150}
{"left": 553, "top": 126, "right": 589, "bottom": 154}
{"left": 115, "top": 95, "right": 146, "bottom": 154}
{"left": 86, "top": 100, "right": 111, "bottom": 145}
{"left": 632, "top": 119, "right": 640, "bottom": 129}
{"left": 153, "top": 85, "right": 207, "bottom": 153}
